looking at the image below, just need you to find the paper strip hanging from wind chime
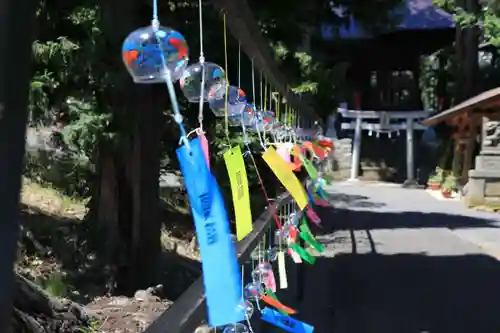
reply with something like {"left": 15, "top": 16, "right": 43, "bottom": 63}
{"left": 261, "top": 307, "right": 315, "bottom": 333}
{"left": 123, "top": 0, "right": 246, "bottom": 326}
{"left": 177, "top": 138, "right": 244, "bottom": 326}
{"left": 224, "top": 145, "right": 253, "bottom": 240}
{"left": 292, "top": 146, "right": 318, "bottom": 181}
{"left": 262, "top": 146, "right": 309, "bottom": 210}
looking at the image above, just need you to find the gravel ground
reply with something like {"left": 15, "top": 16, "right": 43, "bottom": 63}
{"left": 86, "top": 288, "right": 173, "bottom": 333}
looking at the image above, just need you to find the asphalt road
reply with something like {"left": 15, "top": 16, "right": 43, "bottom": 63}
{"left": 294, "top": 182, "right": 500, "bottom": 333}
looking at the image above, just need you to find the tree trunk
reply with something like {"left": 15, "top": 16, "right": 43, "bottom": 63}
{"left": 451, "top": 0, "right": 479, "bottom": 180}
{"left": 92, "top": 87, "right": 163, "bottom": 294}
{"left": 12, "top": 273, "right": 92, "bottom": 333}
{"left": 88, "top": 0, "right": 162, "bottom": 294}
{"left": 0, "top": 0, "right": 38, "bottom": 330}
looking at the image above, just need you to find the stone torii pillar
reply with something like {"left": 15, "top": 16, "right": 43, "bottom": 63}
{"left": 339, "top": 109, "right": 430, "bottom": 185}
{"left": 404, "top": 117, "right": 416, "bottom": 187}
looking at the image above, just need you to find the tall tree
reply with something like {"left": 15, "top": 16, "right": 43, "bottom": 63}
{"left": 91, "top": 0, "right": 163, "bottom": 293}
{"left": 0, "top": 0, "right": 38, "bottom": 330}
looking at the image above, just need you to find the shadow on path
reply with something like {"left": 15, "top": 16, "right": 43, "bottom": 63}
{"left": 289, "top": 203, "right": 500, "bottom": 333}
{"left": 304, "top": 253, "right": 500, "bottom": 333}
{"left": 314, "top": 205, "right": 499, "bottom": 234}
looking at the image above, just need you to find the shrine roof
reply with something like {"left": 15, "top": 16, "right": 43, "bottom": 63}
{"left": 322, "top": 0, "right": 455, "bottom": 40}
{"left": 422, "top": 87, "right": 500, "bottom": 126}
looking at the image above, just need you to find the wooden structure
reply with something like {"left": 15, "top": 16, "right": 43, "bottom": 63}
{"left": 423, "top": 87, "right": 500, "bottom": 206}
{"left": 308, "top": 0, "right": 456, "bottom": 183}
{"left": 316, "top": 0, "right": 455, "bottom": 112}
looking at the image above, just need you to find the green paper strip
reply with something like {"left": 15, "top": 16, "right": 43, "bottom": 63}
{"left": 317, "top": 187, "right": 329, "bottom": 201}
{"left": 313, "top": 181, "right": 329, "bottom": 201}
{"left": 294, "top": 149, "right": 318, "bottom": 181}
{"left": 266, "top": 288, "right": 278, "bottom": 300}
{"left": 299, "top": 230, "right": 325, "bottom": 253}
{"left": 301, "top": 157, "right": 318, "bottom": 181}
{"left": 301, "top": 216, "right": 310, "bottom": 228}
{"left": 322, "top": 175, "right": 333, "bottom": 185}
{"left": 265, "top": 289, "right": 288, "bottom": 315}
{"left": 300, "top": 217, "right": 324, "bottom": 253}
{"left": 289, "top": 243, "right": 316, "bottom": 264}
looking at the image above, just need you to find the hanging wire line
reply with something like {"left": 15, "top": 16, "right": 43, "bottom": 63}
{"left": 241, "top": 57, "right": 281, "bottom": 229}
{"left": 263, "top": 80, "right": 268, "bottom": 145}
{"left": 264, "top": 79, "right": 267, "bottom": 111}
{"left": 242, "top": 265, "right": 254, "bottom": 333}
{"left": 197, "top": 0, "right": 205, "bottom": 130}
{"left": 198, "top": 0, "right": 204, "bottom": 60}
{"left": 251, "top": 58, "right": 256, "bottom": 102}
{"left": 276, "top": 93, "right": 280, "bottom": 120}
{"left": 153, "top": 0, "right": 158, "bottom": 20}
{"left": 223, "top": 12, "right": 231, "bottom": 145}
{"left": 238, "top": 42, "right": 241, "bottom": 88}
{"left": 260, "top": 71, "right": 263, "bottom": 109}
{"left": 151, "top": 0, "right": 190, "bottom": 149}
{"left": 239, "top": 53, "right": 253, "bottom": 145}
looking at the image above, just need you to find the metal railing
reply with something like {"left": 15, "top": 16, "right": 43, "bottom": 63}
{"left": 144, "top": 153, "right": 333, "bottom": 333}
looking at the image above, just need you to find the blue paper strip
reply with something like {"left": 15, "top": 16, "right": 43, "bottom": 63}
{"left": 177, "top": 138, "right": 244, "bottom": 327}
{"left": 307, "top": 192, "right": 315, "bottom": 206}
{"left": 261, "top": 307, "right": 314, "bottom": 333}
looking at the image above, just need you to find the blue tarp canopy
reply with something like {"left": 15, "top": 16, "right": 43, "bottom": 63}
{"left": 322, "top": 0, "right": 455, "bottom": 40}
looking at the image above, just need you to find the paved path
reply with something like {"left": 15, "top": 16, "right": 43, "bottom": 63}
{"left": 295, "top": 182, "right": 500, "bottom": 333}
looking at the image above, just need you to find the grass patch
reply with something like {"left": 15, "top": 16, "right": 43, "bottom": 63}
{"left": 37, "top": 272, "right": 70, "bottom": 297}
{"left": 21, "top": 177, "right": 87, "bottom": 220}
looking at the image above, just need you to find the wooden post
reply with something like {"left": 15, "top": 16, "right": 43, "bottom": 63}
{"left": 0, "top": 0, "right": 37, "bottom": 330}
{"left": 462, "top": 112, "right": 478, "bottom": 183}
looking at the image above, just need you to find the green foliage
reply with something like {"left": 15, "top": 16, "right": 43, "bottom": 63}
{"left": 442, "top": 174, "right": 457, "bottom": 191}
{"left": 434, "top": 0, "right": 500, "bottom": 47}
{"left": 30, "top": 4, "right": 107, "bottom": 152}
{"left": 77, "top": 319, "right": 100, "bottom": 333}
{"left": 36, "top": 272, "right": 70, "bottom": 298}
{"left": 428, "top": 167, "right": 444, "bottom": 183}
{"left": 27, "top": 2, "right": 111, "bottom": 195}
{"left": 23, "top": 149, "right": 93, "bottom": 197}
{"left": 62, "top": 97, "right": 112, "bottom": 156}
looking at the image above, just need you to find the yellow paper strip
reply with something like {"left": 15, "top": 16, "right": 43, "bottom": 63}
{"left": 262, "top": 146, "right": 309, "bottom": 210}
{"left": 224, "top": 146, "right": 253, "bottom": 240}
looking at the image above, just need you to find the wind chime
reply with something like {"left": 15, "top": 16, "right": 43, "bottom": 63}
{"left": 121, "top": 0, "right": 334, "bottom": 331}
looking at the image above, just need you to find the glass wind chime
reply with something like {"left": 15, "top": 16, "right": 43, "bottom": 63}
{"left": 120, "top": 0, "right": 334, "bottom": 331}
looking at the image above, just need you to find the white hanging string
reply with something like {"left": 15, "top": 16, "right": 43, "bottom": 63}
{"left": 151, "top": 0, "right": 190, "bottom": 150}
{"left": 238, "top": 42, "right": 241, "bottom": 89}
{"left": 197, "top": 0, "right": 205, "bottom": 130}
{"left": 260, "top": 72, "right": 263, "bottom": 110}
{"left": 251, "top": 60, "right": 266, "bottom": 150}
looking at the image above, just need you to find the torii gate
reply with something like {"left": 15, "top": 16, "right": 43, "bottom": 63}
{"left": 339, "top": 108, "right": 431, "bottom": 186}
